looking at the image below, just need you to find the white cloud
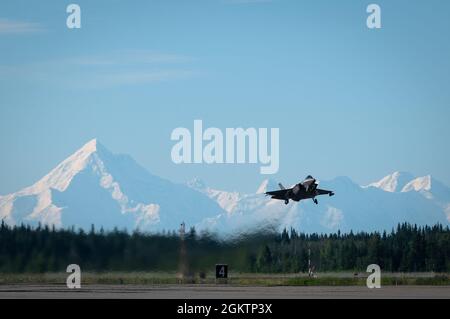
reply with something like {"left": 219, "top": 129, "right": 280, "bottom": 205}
{"left": 0, "top": 50, "right": 199, "bottom": 88}
{"left": 66, "top": 50, "right": 193, "bottom": 67}
{"left": 0, "top": 19, "right": 44, "bottom": 34}
{"left": 88, "top": 69, "right": 198, "bottom": 88}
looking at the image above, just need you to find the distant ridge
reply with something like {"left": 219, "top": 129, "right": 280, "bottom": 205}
{"left": 0, "top": 140, "right": 449, "bottom": 235}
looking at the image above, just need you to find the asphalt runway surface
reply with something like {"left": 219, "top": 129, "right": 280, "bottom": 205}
{"left": 0, "top": 284, "right": 449, "bottom": 299}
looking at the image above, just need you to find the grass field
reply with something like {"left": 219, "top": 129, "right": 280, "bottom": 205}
{"left": 0, "top": 272, "right": 449, "bottom": 286}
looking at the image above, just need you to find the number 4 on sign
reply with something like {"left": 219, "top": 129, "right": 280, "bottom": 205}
{"left": 215, "top": 264, "right": 228, "bottom": 279}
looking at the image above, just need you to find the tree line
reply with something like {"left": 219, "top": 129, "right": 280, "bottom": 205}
{"left": 0, "top": 221, "right": 448, "bottom": 273}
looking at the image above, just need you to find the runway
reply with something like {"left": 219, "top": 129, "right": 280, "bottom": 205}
{"left": 0, "top": 284, "right": 449, "bottom": 299}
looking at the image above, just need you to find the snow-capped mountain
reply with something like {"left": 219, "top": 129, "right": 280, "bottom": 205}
{"left": 190, "top": 174, "right": 450, "bottom": 235}
{"left": 1, "top": 140, "right": 449, "bottom": 235}
{"left": 367, "top": 172, "right": 450, "bottom": 222}
{"left": 0, "top": 139, "right": 226, "bottom": 232}
{"left": 187, "top": 178, "right": 242, "bottom": 214}
{"left": 365, "top": 171, "right": 415, "bottom": 192}
{"left": 255, "top": 179, "right": 279, "bottom": 194}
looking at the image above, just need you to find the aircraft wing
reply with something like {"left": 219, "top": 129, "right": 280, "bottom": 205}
{"left": 265, "top": 189, "right": 290, "bottom": 199}
{"left": 316, "top": 188, "right": 335, "bottom": 196}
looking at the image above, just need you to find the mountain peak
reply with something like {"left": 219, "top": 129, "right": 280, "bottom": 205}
{"left": 81, "top": 138, "right": 98, "bottom": 153}
{"left": 27, "top": 139, "right": 110, "bottom": 193}
{"left": 256, "top": 179, "right": 278, "bottom": 194}
{"left": 402, "top": 175, "right": 432, "bottom": 192}
{"left": 78, "top": 138, "right": 109, "bottom": 155}
{"left": 366, "top": 171, "right": 415, "bottom": 192}
{"left": 1, "top": 139, "right": 227, "bottom": 232}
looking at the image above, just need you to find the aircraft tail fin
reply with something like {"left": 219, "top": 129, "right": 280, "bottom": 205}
{"left": 278, "top": 183, "right": 286, "bottom": 190}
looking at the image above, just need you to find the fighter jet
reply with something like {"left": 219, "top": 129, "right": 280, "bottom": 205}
{"left": 265, "top": 175, "right": 334, "bottom": 205}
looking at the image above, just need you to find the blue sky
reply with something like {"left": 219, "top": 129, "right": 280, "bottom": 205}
{"left": 1, "top": 0, "right": 449, "bottom": 194}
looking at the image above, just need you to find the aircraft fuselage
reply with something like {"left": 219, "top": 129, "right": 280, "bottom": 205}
{"left": 265, "top": 175, "right": 334, "bottom": 205}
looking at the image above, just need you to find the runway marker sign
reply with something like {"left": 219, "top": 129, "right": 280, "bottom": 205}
{"left": 216, "top": 264, "right": 228, "bottom": 279}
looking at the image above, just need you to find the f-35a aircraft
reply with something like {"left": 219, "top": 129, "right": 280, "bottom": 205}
{"left": 265, "top": 175, "right": 335, "bottom": 205}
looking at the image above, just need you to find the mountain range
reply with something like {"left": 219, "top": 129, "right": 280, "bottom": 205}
{"left": 1, "top": 139, "right": 449, "bottom": 235}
